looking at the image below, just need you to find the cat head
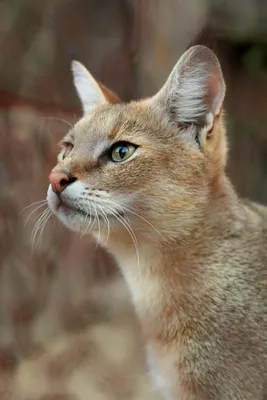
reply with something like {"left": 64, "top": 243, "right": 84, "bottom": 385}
{"left": 47, "top": 45, "right": 226, "bottom": 243}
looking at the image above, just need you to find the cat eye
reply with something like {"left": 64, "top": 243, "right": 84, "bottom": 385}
{"left": 62, "top": 144, "right": 74, "bottom": 159}
{"left": 110, "top": 142, "right": 137, "bottom": 163}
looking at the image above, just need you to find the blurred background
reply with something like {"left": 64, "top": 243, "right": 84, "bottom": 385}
{"left": 1, "top": 0, "right": 267, "bottom": 398}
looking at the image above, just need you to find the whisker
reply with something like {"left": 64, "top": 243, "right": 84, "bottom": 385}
{"left": 104, "top": 204, "right": 141, "bottom": 281}
{"left": 24, "top": 202, "right": 48, "bottom": 227}
{"left": 31, "top": 208, "right": 50, "bottom": 244}
{"left": 21, "top": 199, "right": 47, "bottom": 213}
{"left": 103, "top": 198, "right": 164, "bottom": 239}
{"left": 98, "top": 204, "right": 110, "bottom": 244}
{"left": 93, "top": 203, "right": 101, "bottom": 248}
{"left": 36, "top": 209, "right": 53, "bottom": 248}
{"left": 123, "top": 206, "right": 164, "bottom": 238}
{"left": 31, "top": 208, "right": 51, "bottom": 251}
{"left": 81, "top": 202, "right": 93, "bottom": 237}
{"left": 40, "top": 116, "right": 74, "bottom": 129}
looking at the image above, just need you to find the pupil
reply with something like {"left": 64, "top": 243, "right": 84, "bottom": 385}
{"left": 119, "top": 146, "right": 127, "bottom": 159}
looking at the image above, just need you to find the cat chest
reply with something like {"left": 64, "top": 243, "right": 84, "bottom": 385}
{"left": 146, "top": 343, "right": 191, "bottom": 400}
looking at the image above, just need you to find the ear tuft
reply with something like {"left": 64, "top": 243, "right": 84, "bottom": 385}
{"left": 71, "top": 60, "right": 106, "bottom": 115}
{"left": 151, "top": 45, "right": 226, "bottom": 128}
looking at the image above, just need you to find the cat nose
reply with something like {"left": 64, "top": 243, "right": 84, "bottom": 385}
{"left": 49, "top": 171, "right": 76, "bottom": 194}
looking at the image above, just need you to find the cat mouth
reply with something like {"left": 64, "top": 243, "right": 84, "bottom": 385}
{"left": 56, "top": 199, "right": 124, "bottom": 221}
{"left": 57, "top": 200, "right": 101, "bottom": 219}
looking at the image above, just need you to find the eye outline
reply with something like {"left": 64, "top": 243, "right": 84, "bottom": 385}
{"left": 109, "top": 141, "right": 138, "bottom": 163}
{"left": 61, "top": 143, "right": 74, "bottom": 160}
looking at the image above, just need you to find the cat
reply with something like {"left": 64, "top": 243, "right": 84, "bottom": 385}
{"left": 47, "top": 45, "right": 267, "bottom": 399}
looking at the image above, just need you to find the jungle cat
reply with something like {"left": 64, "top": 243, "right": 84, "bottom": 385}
{"left": 47, "top": 45, "right": 267, "bottom": 399}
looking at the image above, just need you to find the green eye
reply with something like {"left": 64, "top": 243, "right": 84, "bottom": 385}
{"left": 110, "top": 142, "right": 137, "bottom": 163}
{"left": 62, "top": 144, "right": 73, "bottom": 159}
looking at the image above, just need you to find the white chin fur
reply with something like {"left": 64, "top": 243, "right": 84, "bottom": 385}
{"left": 46, "top": 184, "right": 59, "bottom": 213}
{"left": 46, "top": 184, "right": 86, "bottom": 233}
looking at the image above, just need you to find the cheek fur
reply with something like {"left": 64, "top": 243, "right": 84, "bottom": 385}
{"left": 95, "top": 157, "right": 157, "bottom": 193}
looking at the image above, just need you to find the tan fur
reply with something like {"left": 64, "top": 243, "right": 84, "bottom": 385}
{"left": 97, "top": 81, "right": 120, "bottom": 104}
{"left": 48, "top": 46, "right": 267, "bottom": 399}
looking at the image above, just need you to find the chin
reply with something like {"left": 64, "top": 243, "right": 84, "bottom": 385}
{"left": 56, "top": 209, "right": 91, "bottom": 234}
{"left": 46, "top": 184, "right": 113, "bottom": 237}
{"left": 46, "top": 185, "right": 85, "bottom": 233}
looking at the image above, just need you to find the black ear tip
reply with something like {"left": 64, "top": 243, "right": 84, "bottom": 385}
{"left": 67, "top": 50, "right": 78, "bottom": 60}
{"left": 187, "top": 24, "right": 224, "bottom": 61}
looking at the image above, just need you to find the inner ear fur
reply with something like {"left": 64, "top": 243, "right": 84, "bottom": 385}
{"left": 71, "top": 60, "right": 120, "bottom": 115}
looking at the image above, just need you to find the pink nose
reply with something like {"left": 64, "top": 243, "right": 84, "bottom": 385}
{"left": 49, "top": 171, "right": 74, "bottom": 193}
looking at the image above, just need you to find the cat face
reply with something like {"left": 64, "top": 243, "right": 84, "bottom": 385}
{"left": 47, "top": 46, "right": 226, "bottom": 241}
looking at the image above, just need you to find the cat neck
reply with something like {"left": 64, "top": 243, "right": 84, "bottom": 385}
{"left": 104, "top": 174, "right": 241, "bottom": 330}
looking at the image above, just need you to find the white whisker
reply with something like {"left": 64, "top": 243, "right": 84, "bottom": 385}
{"left": 104, "top": 204, "right": 141, "bottom": 281}
{"left": 31, "top": 208, "right": 52, "bottom": 251}
{"left": 93, "top": 203, "right": 101, "bottom": 248}
{"left": 98, "top": 204, "right": 110, "bottom": 244}
{"left": 21, "top": 199, "right": 47, "bottom": 213}
{"left": 123, "top": 206, "right": 164, "bottom": 238}
{"left": 31, "top": 208, "right": 50, "bottom": 245}
{"left": 36, "top": 209, "right": 53, "bottom": 248}
{"left": 102, "top": 198, "right": 164, "bottom": 239}
{"left": 24, "top": 202, "right": 48, "bottom": 227}
{"left": 81, "top": 202, "right": 93, "bottom": 237}
{"left": 40, "top": 116, "right": 74, "bottom": 129}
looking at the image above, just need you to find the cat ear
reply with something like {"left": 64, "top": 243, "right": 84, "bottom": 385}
{"left": 71, "top": 61, "right": 120, "bottom": 115}
{"left": 150, "top": 45, "right": 226, "bottom": 129}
